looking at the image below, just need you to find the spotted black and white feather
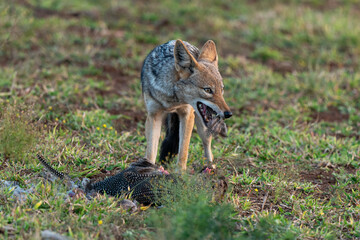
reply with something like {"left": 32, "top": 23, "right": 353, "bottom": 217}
{"left": 37, "top": 154, "right": 66, "bottom": 180}
{"left": 37, "top": 154, "right": 176, "bottom": 205}
{"left": 87, "top": 159, "right": 177, "bottom": 205}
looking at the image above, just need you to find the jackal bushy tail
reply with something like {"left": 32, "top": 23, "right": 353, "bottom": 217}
{"left": 159, "top": 113, "right": 180, "bottom": 163}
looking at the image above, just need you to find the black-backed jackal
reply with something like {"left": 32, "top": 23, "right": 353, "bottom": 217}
{"left": 141, "top": 40, "right": 232, "bottom": 170}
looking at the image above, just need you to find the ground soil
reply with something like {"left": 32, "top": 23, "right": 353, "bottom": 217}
{"left": 108, "top": 108, "right": 146, "bottom": 132}
{"left": 310, "top": 106, "right": 349, "bottom": 123}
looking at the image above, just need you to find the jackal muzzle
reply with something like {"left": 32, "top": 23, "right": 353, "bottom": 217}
{"left": 197, "top": 102, "right": 227, "bottom": 137}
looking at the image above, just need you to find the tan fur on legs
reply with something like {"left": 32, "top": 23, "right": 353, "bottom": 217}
{"left": 177, "top": 106, "right": 195, "bottom": 171}
{"left": 145, "top": 112, "right": 163, "bottom": 164}
{"left": 195, "top": 115, "right": 213, "bottom": 162}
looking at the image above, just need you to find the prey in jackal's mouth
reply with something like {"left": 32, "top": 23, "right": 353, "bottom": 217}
{"left": 197, "top": 102, "right": 227, "bottom": 137}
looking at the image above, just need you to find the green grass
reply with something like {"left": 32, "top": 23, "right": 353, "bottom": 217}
{"left": 1, "top": 0, "right": 360, "bottom": 239}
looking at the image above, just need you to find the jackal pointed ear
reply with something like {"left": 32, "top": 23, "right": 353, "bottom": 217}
{"left": 199, "top": 40, "right": 218, "bottom": 65}
{"left": 174, "top": 40, "right": 198, "bottom": 76}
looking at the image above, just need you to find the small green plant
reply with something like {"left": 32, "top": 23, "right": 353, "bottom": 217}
{"left": 145, "top": 176, "right": 236, "bottom": 240}
{"left": 0, "top": 103, "right": 38, "bottom": 163}
{"left": 237, "top": 214, "right": 301, "bottom": 240}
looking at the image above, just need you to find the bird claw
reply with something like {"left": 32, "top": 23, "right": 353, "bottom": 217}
{"left": 159, "top": 166, "right": 169, "bottom": 175}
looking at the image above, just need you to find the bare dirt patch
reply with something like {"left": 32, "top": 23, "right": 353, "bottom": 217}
{"left": 94, "top": 64, "right": 133, "bottom": 96}
{"left": 310, "top": 106, "right": 349, "bottom": 123}
{"left": 109, "top": 108, "right": 146, "bottom": 132}
{"left": 267, "top": 59, "right": 295, "bottom": 74}
{"left": 300, "top": 167, "right": 336, "bottom": 192}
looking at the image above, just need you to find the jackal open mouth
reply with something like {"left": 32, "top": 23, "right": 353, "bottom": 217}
{"left": 197, "top": 102, "right": 218, "bottom": 126}
{"left": 197, "top": 102, "right": 227, "bottom": 137}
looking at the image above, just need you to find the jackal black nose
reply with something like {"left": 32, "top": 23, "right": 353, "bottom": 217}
{"left": 224, "top": 111, "right": 232, "bottom": 119}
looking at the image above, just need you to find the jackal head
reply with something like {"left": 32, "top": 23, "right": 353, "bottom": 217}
{"left": 174, "top": 39, "right": 232, "bottom": 131}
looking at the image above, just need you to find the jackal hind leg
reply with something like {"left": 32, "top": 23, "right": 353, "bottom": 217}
{"left": 145, "top": 112, "right": 163, "bottom": 164}
{"left": 177, "top": 107, "right": 195, "bottom": 171}
{"left": 195, "top": 114, "right": 213, "bottom": 163}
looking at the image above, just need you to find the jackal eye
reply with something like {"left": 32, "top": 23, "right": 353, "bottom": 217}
{"left": 203, "top": 88, "right": 213, "bottom": 94}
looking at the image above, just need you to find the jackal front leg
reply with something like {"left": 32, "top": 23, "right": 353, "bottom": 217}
{"left": 177, "top": 107, "right": 195, "bottom": 171}
{"left": 195, "top": 114, "right": 213, "bottom": 163}
{"left": 145, "top": 112, "right": 163, "bottom": 164}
